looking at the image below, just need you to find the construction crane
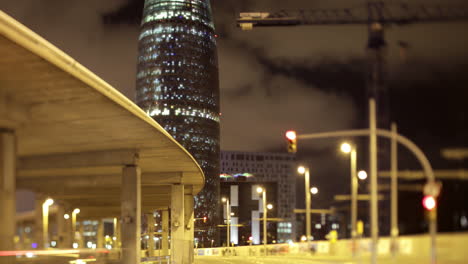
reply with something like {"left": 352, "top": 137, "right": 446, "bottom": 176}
{"left": 237, "top": 1, "right": 468, "bottom": 124}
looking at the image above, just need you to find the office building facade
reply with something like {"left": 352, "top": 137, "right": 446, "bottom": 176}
{"left": 220, "top": 151, "right": 297, "bottom": 243}
{"left": 136, "top": 0, "right": 220, "bottom": 244}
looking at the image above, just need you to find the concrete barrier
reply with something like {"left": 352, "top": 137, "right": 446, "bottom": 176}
{"left": 195, "top": 232, "right": 468, "bottom": 262}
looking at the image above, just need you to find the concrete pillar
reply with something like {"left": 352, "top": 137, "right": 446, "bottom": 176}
{"left": 34, "top": 196, "right": 45, "bottom": 249}
{"left": 0, "top": 130, "right": 16, "bottom": 264}
{"left": 97, "top": 220, "right": 104, "bottom": 249}
{"left": 56, "top": 205, "right": 68, "bottom": 248}
{"left": 19, "top": 225, "right": 27, "bottom": 249}
{"left": 113, "top": 217, "right": 121, "bottom": 249}
{"left": 121, "top": 165, "right": 141, "bottom": 264}
{"left": 146, "top": 213, "right": 155, "bottom": 257}
{"left": 63, "top": 210, "right": 72, "bottom": 248}
{"left": 78, "top": 222, "right": 85, "bottom": 248}
{"left": 171, "top": 184, "right": 185, "bottom": 264}
{"left": 161, "top": 209, "right": 169, "bottom": 256}
{"left": 184, "top": 194, "right": 194, "bottom": 264}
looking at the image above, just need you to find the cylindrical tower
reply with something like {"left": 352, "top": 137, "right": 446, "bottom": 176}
{"left": 136, "top": 0, "right": 220, "bottom": 245}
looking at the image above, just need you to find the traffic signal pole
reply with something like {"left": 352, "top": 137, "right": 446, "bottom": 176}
{"left": 391, "top": 123, "right": 399, "bottom": 256}
{"left": 369, "top": 98, "right": 378, "bottom": 264}
{"left": 290, "top": 127, "right": 437, "bottom": 262}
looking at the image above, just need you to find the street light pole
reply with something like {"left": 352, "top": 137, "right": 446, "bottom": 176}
{"left": 42, "top": 198, "right": 54, "bottom": 249}
{"left": 262, "top": 190, "right": 267, "bottom": 255}
{"left": 298, "top": 166, "right": 312, "bottom": 246}
{"left": 351, "top": 148, "right": 358, "bottom": 253}
{"left": 305, "top": 169, "right": 311, "bottom": 244}
{"left": 369, "top": 98, "right": 379, "bottom": 264}
{"left": 341, "top": 142, "right": 358, "bottom": 252}
{"left": 391, "top": 122, "right": 399, "bottom": 255}
{"left": 227, "top": 199, "right": 231, "bottom": 248}
{"left": 71, "top": 208, "right": 80, "bottom": 247}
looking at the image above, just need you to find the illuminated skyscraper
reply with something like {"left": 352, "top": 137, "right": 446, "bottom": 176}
{"left": 136, "top": 0, "right": 220, "bottom": 243}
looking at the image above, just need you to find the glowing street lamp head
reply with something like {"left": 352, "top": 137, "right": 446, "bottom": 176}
{"left": 297, "top": 166, "right": 306, "bottom": 174}
{"left": 73, "top": 208, "right": 80, "bottom": 214}
{"left": 222, "top": 197, "right": 227, "bottom": 203}
{"left": 310, "top": 187, "right": 319, "bottom": 195}
{"left": 358, "top": 170, "right": 368, "bottom": 180}
{"left": 64, "top": 214, "right": 70, "bottom": 220}
{"left": 285, "top": 130, "right": 297, "bottom": 141}
{"left": 44, "top": 198, "right": 54, "bottom": 206}
{"left": 266, "top": 204, "right": 273, "bottom": 210}
{"left": 256, "top": 187, "right": 264, "bottom": 193}
{"left": 340, "top": 142, "right": 352, "bottom": 154}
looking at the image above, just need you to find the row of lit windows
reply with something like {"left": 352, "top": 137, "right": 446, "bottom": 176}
{"left": 143, "top": 1, "right": 213, "bottom": 28}
{"left": 140, "top": 93, "right": 215, "bottom": 105}
{"left": 147, "top": 106, "right": 219, "bottom": 122}
{"left": 139, "top": 26, "right": 215, "bottom": 43}
{"left": 140, "top": 37, "right": 214, "bottom": 54}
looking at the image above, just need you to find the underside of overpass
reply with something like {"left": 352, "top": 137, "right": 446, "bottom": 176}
{"left": 0, "top": 10, "right": 202, "bottom": 264}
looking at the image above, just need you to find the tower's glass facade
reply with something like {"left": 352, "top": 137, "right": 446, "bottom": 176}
{"left": 136, "top": 0, "right": 220, "bottom": 245}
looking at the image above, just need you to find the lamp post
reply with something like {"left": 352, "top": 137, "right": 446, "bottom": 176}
{"left": 297, "top": 166, "right": 311, "bottom": 244}
{"left": 341, "top": 142, "right": 358, "bottom": 253}
{"left": 71, "top": 208, "right": 80, "bottom": 247}
{"left": 42, "top": 198, "right": 54, "bottom": 249}
{"left": 256, "top": 187, "right": 268, "bottom": 255}
{"left": 222, "top": 197, "right": 230, "bottom": 248}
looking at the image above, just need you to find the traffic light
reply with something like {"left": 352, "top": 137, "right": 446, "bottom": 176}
{"left": 203, "top": 216, "right": 207, "bottom": 223}
{"left": 422, "top": 195, "right": 436, "bottom": 211}
{"left": 285, "top": 130, "right": 297, "bottom": 153}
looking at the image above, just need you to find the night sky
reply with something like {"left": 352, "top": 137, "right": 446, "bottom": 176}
{"left": 2, "top": 0, "right": 467, "bottom": 232}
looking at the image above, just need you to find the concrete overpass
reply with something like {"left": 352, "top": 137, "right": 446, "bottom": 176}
{"left": 0, "top": 10, "right": 203, "bottom": 264}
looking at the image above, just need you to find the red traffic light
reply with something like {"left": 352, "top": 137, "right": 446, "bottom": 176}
{"left": 422, "top": 195, "right": 436, "bottom": 211}
{"left": 285, "top": 130, "right": 297, "bottom": 140}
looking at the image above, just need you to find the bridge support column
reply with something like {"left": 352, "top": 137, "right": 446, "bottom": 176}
{"left": 161, "top": 209, "right": 169, "bottom": 256}
{"left": 146, "top": 213, "right": 155, "bottom": 257}
{"left": 184, "top": 194, "right": 194, "bottom": 264}
{"left": 0, "top": 130, "right": 16, "bottom": 264}
{"left": 113, "top": 217, "right": 121, "bottom": 249}
{"left": 34, "top": 196, "right": 45, "bottom": 249}
{"left": 97, "top": 219, "right": 104, "bottom": 249}
{"left": 121, "top": 165, "right": 141, "bottom": 264}
{"left": 56, "top": 205, "right": 69, "bottom": 248}
{"left": 78, "top": 222, "right": 85, "bottom": 248}
{"left": 171, "top": 184, "right": 185, "bottom": 264}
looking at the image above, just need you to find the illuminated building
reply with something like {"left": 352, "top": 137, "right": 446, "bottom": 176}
{"left": 136, "top": 0, "right": 220, "bottom": 244}
{"left": 220, "top": 151, "right": 297, "bottom": 243}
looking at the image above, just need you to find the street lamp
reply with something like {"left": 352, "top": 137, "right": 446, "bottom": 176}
{"left": 358, "top": 170, "right": 368, "bottom": 180}
{"left": 222, "top": 197, "right": 230, "bottom": 248}
{"left": 341, "top": 142, "right": 358, "bottom": 254}
{"left": 310, "top": 187, "right": 319, "bottom": 195}
{"left": 340, "top": 142, "right": 352, "bottom": 154}
{"left": 256, "top": 186, "right": 268, "bottom": 255}
{"left": 297, "top": 166, "right": 312, "bottom": 244}
{"left": 72, "top": 208, "right": 80, "bottom": 247}
{"left": 42, "top": 198, "right": 54, "bottom": 248}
